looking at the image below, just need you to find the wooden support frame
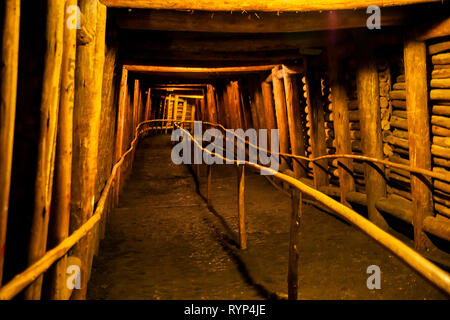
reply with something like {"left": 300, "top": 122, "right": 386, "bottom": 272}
{"left": 356, "top": 40, "right": 389, "bottom": 230}
{"left": 282, "top": 65, "right": 307, "bottom": 179}
{"left": 327, "top": 49, "right": 355, "bottom": 206}
{"left": 271, "top": 66, "right": 290, "bottom": 171}
{"left": 0, "top": 0, "right": 20, "bottom": 285}
{"left": 304, "top": 59, "right": 329, "bottom": 189}
{"left": 47, "top": 0, "right": 77, "bottom": 300}
{"left": 404, "top": 39, "right": 433, "bottom": 250}
{"left": 261, "top": 81, "right": 277, "bottom": 148}
{"left": 25, "top": 0, "right": 65, "bottom": 300}
{"left": 144, "top": 89, "right": 152, "bottom": 121}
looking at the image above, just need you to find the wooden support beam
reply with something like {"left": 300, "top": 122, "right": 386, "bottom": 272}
{"left": 114, "top": 67, "right": 128, "bottom": 204}
{"left": 283, "top": 65, "right": 307, "bottom": 178}
{"left": 101, "top": 0, "right": 441, "bottom": 12}
{"left": 47, "top": 0, "right": 77, "bottom": 300}
{"left": 124, "top": 64, "right": 276, "bottom": 74}
{"left": 237, "top": 165, "right": 247, "bottom": 250}
{"left": 356, "top": 40, "right": 389, "bottom": 230}
{"left": 304, "top": 60, "right": 329, "bottom": 189}
{"left": 112, "top": 7, "right": 413, "bottom": 33}
{"left": 288, "top": 190, "right": 302, "bottom": 300}
{"left": 404, "top": 39, "right": 433, "bottom": 251}
{"left": 0, "top": 0, "right": 20, "bottom": 284}
{"left": 327, "top": 49, "right": 355, "bottom": 206}
{"left": 272, "top": 66, "right": 290, "bottom": 170}
{"left": 415, "top": 17, "right": 450, "bottom": 41}
{"left": 144, "top": 89, "right": 152, "bottom": 120}
{"left": 133, "top": 79, "right": 140, "bottom": 132}
{"left": 261, "top": 82, "right": 277, "bottom": 148}
{"left": 206, "top": 84, "right": 218, "bottom": 123}
{"left": 25, "top": 0, "right": 65, "bottom": 300}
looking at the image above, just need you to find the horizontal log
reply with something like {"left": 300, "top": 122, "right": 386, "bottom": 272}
{"left": 396, "top": 74, "right": 405, "bottom": 83}
{"left": 392, "top": 110, "right": 407, "bottom": 119}
{"left": 432, "top": 105, "right": 450, "bottom": 116}
{"left": 423, "top": 216, "right": 450, "bottom": 242}
{"left": 434, "top": 64, "right": 450, "bottom": 70}
{"left": 430, "top": 78, "right": 450, "bottom": 89}
{"left": 432, "top": 52, "right": 450, "bottom": 65}
{"left": 392, "top": 128, "right": 409, "bottom": 140}
{"left": 102, "top": 0, "right": 443, "bottom": 12}
{"left": 386, "top": 134, "right": 409, "bottom": 150}
{"left": 390, "top": 90, "right": 406, "bottom": 100}
{"left": 432, "top": 68, "right": 450, "bottom": 79}
{"left": 431, "top": 144, "right": 450, "bottom": 160}
{"left": 431, "top": 115, "right": 450, "bottom": 129}
{"left": 389, "top": 172, "right": 411, "bottom": 185}
{"left": 391, "top": 99, "right": 407, "bottom": 109}
{"left": 432, "top": 125, "right": 450, "bottom": 137}
{"left": 393, "top": 82, "right": 405, "bottom": 90}
{"left": 376, "top": 195, "right": 412, "bottom": 224}
{"left": 348, "top": 100, "right": 359, "bottom": 110}
{"left": 112, "top": 7, "right": 415, "bottom": 34}
{"left": 389, "top": 154, "right": 410, "bottom": 165}
{"left": 433, "top": 136, "right": 450, "bottom": 148}
{"left": 346, "top": 191, "right": 367, "bottom": 206}
{"left": 125, "top": 64, "right": 277, "bottom": 74}
{"left": 430, "top": 89, "right": 450, "bottom": 100}
{"left": 390, "top": 116, "right": 408, "bottom": 130}
{"left": 435, "top": 203, "right": 450, "bottom": 219}
{"left": 428, "top": 41, "right": 450, "bottom": 55}
{"left": 434, "top": 156, "right": 450, "bottom": 168}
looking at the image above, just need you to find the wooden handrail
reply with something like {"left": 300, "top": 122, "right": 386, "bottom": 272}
{"left": 0, "top": 119, "right": 449, "bottom": 299}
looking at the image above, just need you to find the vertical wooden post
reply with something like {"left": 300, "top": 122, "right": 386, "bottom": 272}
{"left": 144, "top": 88, "right": 152, "bottom": 121}
{"left": 404, "top": 39, "right": 433, "bottom": 250}
{"left": 237, "top": 164, "right": 247, "bottom": 250}
{"left": 0, "top": 0, "right": 20, "bottom": 284}
{"left": 305, "top": 60, "right": 329, "bottom": 189}
{"left": 328, "top": 50, "right": 355, "bottom": 206}
{"left": 271, "top": 66, "right": 290, "bottom": 170}
{"left": 133, "top": 79, "right": 140, "bottom": 132}
{"left": 25, "top": 0, "right": 65, "bottom": 300}
{"left": 48, "top": 0, "right": 77, "bottom": 300}
{"left": 206, "top": 84, "right": 218, "bottom": 124}
{"left": 288, "top": 190, "right": 302, "bottom": 300}
{"left": 207, "top": 164, "right": 212, "bottom": 207}
{"left": 114, "top": 67, "right": 128, "bottom": 204}
{"left": 283, "top": 65, "right": 307, "bottom": 178}
{"left": 70, "top": 0, "right": 105, "bottom": 300}
{"left": 261, "top": 81, "right": 277, "bottom": 148}
{"left": 356, "top": 41, "right": 389, "bottom": 230}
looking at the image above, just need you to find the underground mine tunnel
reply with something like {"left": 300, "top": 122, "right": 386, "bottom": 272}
{"left": 0, "top": 0, "right": 450, "bottom": 301}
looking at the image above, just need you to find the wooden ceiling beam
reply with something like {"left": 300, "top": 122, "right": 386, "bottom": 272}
{"left": 124, "top": 65, "right": 279, "bottom": 73}
{"left": 112, "top": 7, "right": 412, "bottom": 33}
{"left": 101, "top": 0, "right": 440, "bottom": 12}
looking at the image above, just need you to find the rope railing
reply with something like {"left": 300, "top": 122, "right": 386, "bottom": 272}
{"left": 0, "top": 119, "right": 448, "bottom": 300}
{"left": 173, "top": 122, "right": 450, "bottom": 296}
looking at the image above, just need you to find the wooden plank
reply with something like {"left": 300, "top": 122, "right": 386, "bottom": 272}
{"left": 404, "top": 40, "right": 433, "bottom": 251}
{"left": 304, "top": 60, "right": 328, "bottom": 188}
{"left": 328, "top": 49, "right": 355, "bottom": 206}
{"left": 283, "top": 65, "right": 307, "bottom": 178}
{"left": 47, "top": 0, "right": 77, "bottom": 300}
{"left": 124, "top": 64, "right": 276, "bottom": 74}
{"left": 356, "top": 42, "right": 389, "bottom": 230}
{"left": 271, "top": 66, "right": 290, "bottom": 170}
{"left": 25, "top": 0, "right": 65, "bottom": 300}
{"left": 113, "top": 7, "right": 411, "bottom": 33}
{"left": 0, "top": 0, "right": 20, "bottom": 284}
{"left": 101, "top": 0, "right": 441, "bottom": 11}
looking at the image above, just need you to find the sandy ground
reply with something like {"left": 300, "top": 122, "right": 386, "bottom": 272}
{"left": 87, "top": 135, "right": 447, "bottom": 300}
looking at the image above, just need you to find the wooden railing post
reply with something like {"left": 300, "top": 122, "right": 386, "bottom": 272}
{"left": 404, "top": 39, "right": 433, "bottom": 250}
{"left": 356, "top": 39, "right": 389, "bottom": 230}
{"left": 327, "top": 49, "right": 355, "bottom": 206}
{"left": 288, "top": 190, "right": 302, "bottom": 300}
{"left": 207, "top": 165, "right": 212, "bottom": 207}
{"left": 0, "top": 0, "right": 20, "bottom": 284}
{"left": 237, "top": 164, "right": 247, "bottom": 250}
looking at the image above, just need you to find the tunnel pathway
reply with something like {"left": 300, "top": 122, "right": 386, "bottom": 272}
{"left": 87, "top": 135, "right": 446, "bottom": 299}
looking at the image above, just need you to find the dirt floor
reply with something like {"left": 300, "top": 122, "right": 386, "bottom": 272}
{"left": 87, "top": 135, "right": 448, "bottom": 300}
